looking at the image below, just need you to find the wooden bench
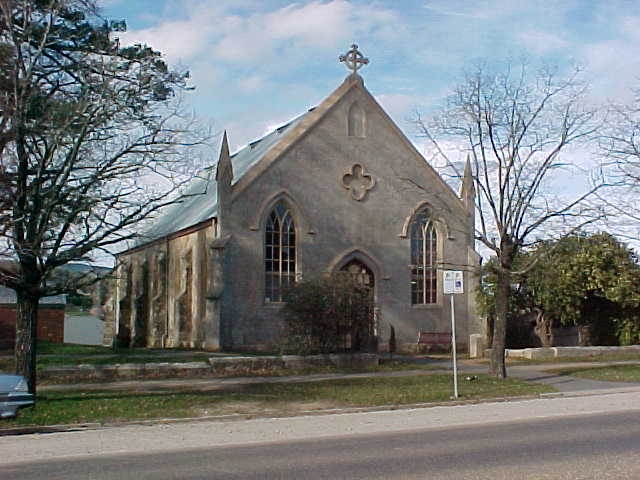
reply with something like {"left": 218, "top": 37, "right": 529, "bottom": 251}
{"left": 417, "top": 331, "right": 452, "bottom": 352}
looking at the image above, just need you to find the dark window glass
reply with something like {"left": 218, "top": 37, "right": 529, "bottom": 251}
{"left": 410, "top": 209, "right": 437, "bottom": 304}
{"left": 265, "top": 201, "right": 296, "bottom": 302}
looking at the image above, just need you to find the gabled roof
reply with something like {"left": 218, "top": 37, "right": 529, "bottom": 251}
{"left": 229, "top": 74, "right": 468, "bottom": 215}
{"left": 135, "top": 73, "right": 467, "bottom": 250}
{"left": 137, "top": 111, "right": 311, "bottom": 246}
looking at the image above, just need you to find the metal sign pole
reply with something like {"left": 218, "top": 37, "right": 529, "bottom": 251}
{"left": 444, "top": 270, "right": 463, "bottom": 399}
{"left": 450, "top": 294, "right": 459, "bottom": 399}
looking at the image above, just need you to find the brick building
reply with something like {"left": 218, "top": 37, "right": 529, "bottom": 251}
{"left": 0, "top": 286, "right": 66, "bottom": 351}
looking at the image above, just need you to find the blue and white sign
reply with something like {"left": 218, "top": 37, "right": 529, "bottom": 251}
{"left": 443, "top": 270, "right": 464, "bottom": 294}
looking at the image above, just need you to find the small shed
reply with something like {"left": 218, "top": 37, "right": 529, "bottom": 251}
{"left": 0, "top": 287, "right": 66, "bottom": 350}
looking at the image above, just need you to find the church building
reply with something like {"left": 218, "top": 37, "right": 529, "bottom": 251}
{"left": 106, "top": 46, "right": 481, "bottom": 352}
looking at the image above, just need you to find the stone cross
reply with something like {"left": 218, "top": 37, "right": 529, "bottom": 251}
{"left": 339, "top": 44, "right": 369, "bottom": 74}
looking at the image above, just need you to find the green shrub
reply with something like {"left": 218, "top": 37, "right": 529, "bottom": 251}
{"left": 281, "top": 273, "right": 375, "bottom": 354}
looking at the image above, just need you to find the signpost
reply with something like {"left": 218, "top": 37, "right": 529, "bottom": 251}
{"left": 443, "top": 270, "right": 464, "bottom": 399}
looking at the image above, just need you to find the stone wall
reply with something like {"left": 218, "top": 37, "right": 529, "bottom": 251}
{"left": 223, "top": 78, "right": 480, "bottom": 350}
{"left": 496, "top": 345, "right": 640, "bottom": 360}
{"left": 109, "top": 220, "right": 221, "bottom": 350}
{"left": 39, "top": 353, "right": 379, "bottom": 382}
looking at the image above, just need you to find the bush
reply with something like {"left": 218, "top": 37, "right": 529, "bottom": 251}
{"left": 478, "top": 233, "right": 640, "bottom": 347}
{"left": 281, "top": 273, "right": 375, "bottom": 354}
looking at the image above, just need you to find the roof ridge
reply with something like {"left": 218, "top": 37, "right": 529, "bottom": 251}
{"left": 230, "top": 110, "right": 312, "bottom": 159}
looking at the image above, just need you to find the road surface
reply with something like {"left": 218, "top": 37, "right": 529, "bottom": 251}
{"left": 2, "top": 389, "right": 640, "bottom": 479}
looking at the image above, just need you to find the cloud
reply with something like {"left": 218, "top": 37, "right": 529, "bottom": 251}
{"left": 237, "top": 75, "right": 265, "bottom": 93}
{"left": 620, "top": 16, "right": 640, "bottom": 42}
{"left": 188, "top": 61, "right": 220, "bottom": 88}
{"left": 515, "top": 29, "right": 568, "bottom": 54}
{"left": 213, "top": 1, "right": 398, "bottom": 63}
{"left": 116, "top": 16, "right": 216, "bottom": 62}
{"left": 110, "top": 0, "right": 640, "bottom": 155}
{"left": 422, "top": 0, "right": 523, "bottom": 20}
{"left": 423, "top": 2, "right": 490, "bottom": 20}
{"left": 114, "top": 0, "right": 401, "bottom": 119}
{"left": 119, "top": 1, "right": 398, "bottom": 65}
{"left": 581, "top": 15, "right": 640, "bottom": 101}
{"left": 265, "top": 1, "right": 354, "bottom": 46}
{"left": 376, "top": 93, "right": 421, "bottom": 126}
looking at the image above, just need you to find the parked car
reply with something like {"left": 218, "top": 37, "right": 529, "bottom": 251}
{"left": 0, "top": 374, "right": 34, "bottom": 418}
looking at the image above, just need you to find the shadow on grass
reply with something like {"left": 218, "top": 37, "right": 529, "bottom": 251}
{"left": 2, "top": 374, "right": 555, "bottom": 428}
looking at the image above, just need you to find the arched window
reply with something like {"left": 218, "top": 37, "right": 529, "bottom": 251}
{"left": 410, "top": 209, "right": 437, "bottom": 304}
{"left": 265, "top": 201, "right": 296, "bottom": 302}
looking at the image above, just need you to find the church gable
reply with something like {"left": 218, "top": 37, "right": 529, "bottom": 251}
{"left": 231, "top": 76, "right": 468, "bottom": 236}
{"left": 137, "top": 50, "right": 466, "bottom": 250}
{"left": 110, "top": 45, "right": 480, "bottom": 354}
{"left": 230, "top": 74, "right": 467, "bottom": 222}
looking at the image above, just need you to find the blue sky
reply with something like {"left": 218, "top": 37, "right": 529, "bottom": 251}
{"left": 100, "top": 0, "right": 640, "bottom": 155}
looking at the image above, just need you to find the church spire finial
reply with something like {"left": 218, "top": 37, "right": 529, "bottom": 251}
{"left": 460, "top": 154, "right": 475, "bottom": 200}
{"left": 216, "top": 130, "right": 232, "bottom": 182}
{"left": 460, "top": 154, "right": 476, "bottom": 243}
{"left": 462, "top": 154, "right": 474, "bottom": 197}
{"left": 339, "top": 44, "right": 369, "bottom": 75}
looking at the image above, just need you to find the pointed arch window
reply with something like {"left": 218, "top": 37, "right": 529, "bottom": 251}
{"left": 410, "top": 209, "right": 437, "bottom": 304}
{"left": 265, "top": 201, "right": 296, "bottom": 302}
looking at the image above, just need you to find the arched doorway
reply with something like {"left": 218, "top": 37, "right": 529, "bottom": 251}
{"left": 340, "top": 259, "right": 375, "bottom": 291}
{"left": 339, "top": 259, "right": 376, "bottom": 352}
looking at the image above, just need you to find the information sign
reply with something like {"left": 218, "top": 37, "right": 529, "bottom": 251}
{"left": 443, "top": 270, "right": 464, "bottom": 294}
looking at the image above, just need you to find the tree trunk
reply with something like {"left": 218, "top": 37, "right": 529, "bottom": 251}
{"left": 533, "top": 308, "right": 553, "bottom": 347}
{"left": 15, "top": 290, "right": 39, "bottom": 395}
{"left": 489, "top": 267, "right": 510, "bottom": 379}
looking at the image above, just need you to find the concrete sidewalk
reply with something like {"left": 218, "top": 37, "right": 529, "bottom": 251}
{"left": 508, "top": 362, "right": 640, "bottom": 392}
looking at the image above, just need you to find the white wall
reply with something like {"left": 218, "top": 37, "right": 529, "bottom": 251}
{"left": 64, "top": 314, "right": 103, "bottom": 345}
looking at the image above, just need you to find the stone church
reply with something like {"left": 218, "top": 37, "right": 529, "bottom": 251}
{"left": 105, "top": 46, "right": 481, "bottom": 352}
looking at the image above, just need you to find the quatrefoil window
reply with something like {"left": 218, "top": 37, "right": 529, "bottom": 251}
{"left": 342, "top": 164, "right": 375, "bottom": 201}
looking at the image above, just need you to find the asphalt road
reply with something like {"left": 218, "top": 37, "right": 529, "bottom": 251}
{"left": 3, "top": 410, "right": 640, "bottom": 480}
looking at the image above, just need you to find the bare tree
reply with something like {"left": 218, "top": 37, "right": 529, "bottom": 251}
{"left": 415, "top": 62, "right": 602, "bottom": 378}
{"left": 599, "top": 88, "right": 640, "bottom": 236}
{"left": 0, "top": 0, "right": 208, "bottom": 393}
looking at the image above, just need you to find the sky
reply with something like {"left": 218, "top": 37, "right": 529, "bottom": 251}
{"left": 99, "top": 0, "right": 640, "bottom": 157}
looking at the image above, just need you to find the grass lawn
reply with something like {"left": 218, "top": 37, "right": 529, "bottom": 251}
{"left": 2, "top": 374, "right": 554, "bottom": 427}
{"left": 549, "top": 364, "right": 640, "bottom": 383}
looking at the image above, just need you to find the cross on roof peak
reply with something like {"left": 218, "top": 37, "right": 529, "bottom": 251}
{"left": 339, "top": 44, "right": 369, "bottom": 75}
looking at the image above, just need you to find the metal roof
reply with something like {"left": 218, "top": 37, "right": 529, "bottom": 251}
{"left": 0, "top": 286, "right": 66, "bottom": 306}
{"left": 136, "top": 111, "right": 311, "bottom": 246}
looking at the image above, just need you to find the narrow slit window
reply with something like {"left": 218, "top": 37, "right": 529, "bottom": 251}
{"left": 347, "top": 102, "right": 366, "bottom": 138}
